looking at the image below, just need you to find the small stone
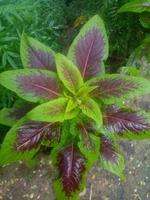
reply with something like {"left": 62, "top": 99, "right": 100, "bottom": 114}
{"left": 134, "top": 188, "right": 137, "bottom": 193}
{"left": 140, "top": 181, "right": 146, "bottom": 186}
{"left": 30, "top": 193, "right": 34, "bottom": 199}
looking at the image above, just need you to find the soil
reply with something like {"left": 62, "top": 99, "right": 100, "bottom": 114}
{"left": 1, "top": 97, "right": 150, "bottom": 200}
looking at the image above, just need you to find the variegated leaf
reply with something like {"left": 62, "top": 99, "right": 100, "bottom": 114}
{"left": 68, "top": 15, "right": 108, "bottom": 79}
{"left": 56, "top": 54, "right": 83, "bottom": 94}
{"left": 0, "top": 69, "right": 61, "bottom": 103}
{"left": 21, "top": 34, "right": 55, "bottom": 70}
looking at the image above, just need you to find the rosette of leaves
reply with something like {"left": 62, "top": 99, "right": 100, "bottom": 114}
{"left": 1, "top": 15, "right": 150, "bottom": 200}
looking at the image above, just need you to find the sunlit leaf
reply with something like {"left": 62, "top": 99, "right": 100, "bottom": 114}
{"left": 80, "top": 97, "right": 102, "bottom": 125}
{"left": 27, "top": 98, "right": 78, "bottom": 123}
{"left": 56, "top": 54, "right": 83, "bottom": 94}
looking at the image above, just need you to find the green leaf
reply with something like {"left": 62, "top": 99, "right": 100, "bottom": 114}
{"left": 0, "top": 69, "right": 61, "bottom": 103}
{"left": 0, "top": 100, "right": 36, "bottom": 127}
{"left": 27, "top": 98, "right": 78, "bottom": 123}
{"left": 118, "top": 66, "right": 141, "bottom": 77}
{"left": 80, "top": 97, "right": 102, "bottom": 125}
{"left": 78, "top": 134, "right": 100, "bottom": 169}
{"left": 140, "top": 13, "right": 150, "bottom": 28}
{"left": 90, "top": 74, "right": 150, "bottom": 105}
{"left": 20, "top": 33, "right": 56, "bottom": 70}
{"left": 100, "top": 135, "right": 125, "bottom": 179}
{"left": 77, "top": 85, "right": 97, "bottom": 97}
{"left": 0, "top": 117, "right": 38, "bottom": 166}
{"left": 118, "top": 0, "right": 150, "bottom": 13}
{"left": 65, "top": 99, "right": 77, "bottom": 113}
{"left": 55, "top": 54, "right": 83, "bottom": 94}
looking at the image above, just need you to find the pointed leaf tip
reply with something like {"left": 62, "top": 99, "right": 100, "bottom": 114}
{"left": 68, "top": 15, "right": 108, "bottom": 79}
{"left": 21, "top": 34, "right": 56, "bottom": 70}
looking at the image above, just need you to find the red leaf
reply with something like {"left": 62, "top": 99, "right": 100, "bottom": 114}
{"left": 92, "top": 76, "right": 137, "bottom": 98}
{"left": 75, "top": 28, "right": 104, "bottom": 79}
{"left": 16, "top": 122, "right": 60, "bottom": 151}
{"left": 57, "top": 145, "right": 85, "bottom": 197}
{"left": 103, "top": 105, "right": 150, "bottom": 134}
{"left": 100, "top": 135, "right": 117, "bottom": 162}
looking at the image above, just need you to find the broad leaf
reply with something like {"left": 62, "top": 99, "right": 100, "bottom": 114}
{"left": 80, "top": 97, "right": 102, "bottom": 125}
{"left": 103, "top": 105, "right": 150, "bottom": 139}
{"left": 56, "top": 145, "right": 85, "bottom": 198}
{"left": 20, "top": 34, "right": 55, "bottom": 70}
{"left": 90, "top": 74, "right": 150, "bottom": 104}
{"left": 16, "top": 121, "right": 60, "bottom": 151}
{"left": 0, "top": 100, "right": 36, "bottom": 127}
{"left": 68, "top": 15, "right": 108, "bottom": 79}
{"left": 118, "top": 0, "right": 150, "bottom": 13}
{"left": 27, "top": 98, "right": 78, "bottom": 123}
{"left": 100, "top": 135, "right": 125, "bottom": 178}
{"left": 56, "top": 54, "right": 83, "bottom": 94}
{"left": 0, "top": 118, "right": 39, "bottom": 166}
{"left": 0, "top": 69, "right": 61, "bottom": 103}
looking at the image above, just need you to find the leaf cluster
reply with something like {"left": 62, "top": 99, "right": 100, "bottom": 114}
{"left": 1, "top": 14, "right": 150, "bottom": 200}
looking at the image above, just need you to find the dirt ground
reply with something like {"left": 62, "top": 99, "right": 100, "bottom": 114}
{"left": 1, "top": 97, "right": 150, "bottom": 200}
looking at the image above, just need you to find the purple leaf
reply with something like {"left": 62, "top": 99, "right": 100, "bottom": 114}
{"left": 92, "top": 77, "right": 137, "bottom": 98}
{"left": 44, "top": 123, "right": 61, "bottom": 143}
{"left": 29, "top": 48, "right": 55, "bottom": 70}
{"left": 100, "top": 135, "right": 117, "bottom": 162}
{"left": 16, "top": 122, "right": 60, "bottom": 151}
{"left": 103, "top": 105, "right": 150, "bottom": 134}
{"left": 21, "top": 34, "right": 56, "bottom": 70}
{"left": 75, "top": 28, "right": 104, "bottom": 79}
{"left": 57, "top": 145, "right": 85, "bottom": 197}
{"left": 0, "top": 69, "right": 61, "bottom": 103}
{"left": 68, "top": 15, "right": 108, "bottom": 80}
{"left": 17, "top": 72, "right": 61, "bottom": 101}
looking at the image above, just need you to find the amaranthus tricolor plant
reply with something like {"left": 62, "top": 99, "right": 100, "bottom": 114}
{"left": 1, "top": 15, "right": 150, "bottom": 200}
